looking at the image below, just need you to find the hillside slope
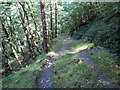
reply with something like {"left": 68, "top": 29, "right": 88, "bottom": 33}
{"left": 62, "top": 2, "right": 120, "bottom": 58}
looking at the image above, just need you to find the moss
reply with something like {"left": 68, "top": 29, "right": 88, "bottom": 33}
{"left": 50, "top": 35, "right": 70, "bottom": 52}
{"left": 1, "top": 54, "right": 48, "bottom": 88}
{"left": 90, "top": 49, "right": 120, "bottom": 87}
{"left": 50, "top": 36, "right": 63, "bottom": 52}
{"left": 53, "top": 53, "right": 100, "bottom": 88}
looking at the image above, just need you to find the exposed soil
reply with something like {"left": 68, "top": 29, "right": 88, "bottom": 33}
{"left": 37, "top": 38, "right": 118, "bottom": 88}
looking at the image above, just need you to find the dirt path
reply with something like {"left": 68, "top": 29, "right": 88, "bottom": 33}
{"left": 37, "top": 38, "right": 118, "bottom": 88}
{"left": 37, "top": 38, "right": 73, "bottom": 88}
{"left": 76, "top": 48, "right": 117, "bottom": 88}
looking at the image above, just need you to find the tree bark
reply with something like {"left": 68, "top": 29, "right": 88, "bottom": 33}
{"left": 26, "top": 3, "right": 41, "bottom": 53}
{"left": 26, "top": 3, "right": 38, "bottom": 33}
{"left": 8, "top": 15, "right": 27, "bottom": 65}
{"left": 55, "top": 3, "right": 58, "bottom": 38}
{"left": 50, "top": 1, "right": 54, "bottom": 40}
{"left": 40, "top": 0, "right": 49, "bottom": 53}
{"left": 21, "top": 2, "right": 38, "bottom": 57}
{"left": 0, "top": 17, "right": 22, "bottom": 67}
{"left": 16, "top": 1, "right": 33, "bottom": 55}
{"left": 2, "top": 40, "right": 12, "bottom": 75}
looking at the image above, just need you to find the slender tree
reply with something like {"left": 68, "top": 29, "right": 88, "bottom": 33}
{"left": 50, "top": 1, "right": 54, "bottom": 40}
{"left": 0, "top": 17, "right": 23, "bottom": 67}
{"left": 2, "top": 42, "right": 12, "bottom": 75}
{"left": 8, "top": 14, "right": 27, "bottom": 66}
{"left": 20, "top": 2, "right": 39, "bottom": 57}
{"left": 55, "top": 2, "right": 58, "bottom": 38}
{"left": 26, "top": 3, "right": 38, "bottom": 35}
{"left": 40, "top": 0, "right": 49, "bottom": 53}
{"left": 16, "top": 1, "right": 33, "bottom": 55}
{"left": 26, "top": 3, "right": 41, "bottom": 53}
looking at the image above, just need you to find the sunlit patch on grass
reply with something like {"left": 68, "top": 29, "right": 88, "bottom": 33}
{"left": 47, "top": 51, "right": 56, "bottom": 56}
{"left": 89, "top": 49, "right": 120, "bottom": 87}
{"left": 78, "top": 59, "right": 83, "bottom": 64}
{"left": 68, "top": 41, "right": 94, "bottom": 52}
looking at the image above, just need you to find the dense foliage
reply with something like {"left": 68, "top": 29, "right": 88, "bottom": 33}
{"left": 61, "top": 2, "right": 120, "bottom": 55}
{"left": 1, "top": 2, "right": 61, "bottom": 76}
{"left": 1, "top": 1, "right": 120, "bottom": 88}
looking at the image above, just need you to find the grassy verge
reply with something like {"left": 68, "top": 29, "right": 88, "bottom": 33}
{"left": 50, "top": 36, "right": 63, "bottom": 52}
{"left": 53, "top": 53, "right": 103, "bottom": 88}
{"left": 68, "top": 41, "right": 94, "bottom": 52}
{"left": 50, "top": 35, "right": 70, "bottom": 52}
{"left": 89, "top": 49, "right": 120, "bottom": 86}
{"left": 1, "top": 54, "right": 48, "bottom": 88}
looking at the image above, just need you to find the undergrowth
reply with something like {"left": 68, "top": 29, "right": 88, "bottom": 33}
{"left": 1, "top": 54, "right": 48, "bottom": 88}
{"left": 81, "top": 16, "right": 119, "bottom": 54}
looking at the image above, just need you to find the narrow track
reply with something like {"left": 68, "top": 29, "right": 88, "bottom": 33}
{"left": 37, "top": 38, "right": 118, "bottom": 88}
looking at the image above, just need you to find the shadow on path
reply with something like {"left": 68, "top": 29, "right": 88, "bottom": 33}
{"left": 37, "top": 38, "right": 73, "bottom": 88}
{"left": 37, "top": 38, "right": 118, "bottom": 88}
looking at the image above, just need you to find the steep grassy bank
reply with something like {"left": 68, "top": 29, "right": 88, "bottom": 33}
{"left": 1, "top": 35, "right": 66, "bottom": 88}
{"left": 81, "top": 14, "right": 119, "bottom": 54}
{"left": 1, "top": 54, "right": 48, "bottom": 88}
{"left": 62, "top": 2, "right": 119, "bottom": 56}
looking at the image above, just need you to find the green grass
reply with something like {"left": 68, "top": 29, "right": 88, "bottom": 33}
{"left": 89, "top": 49, "right": 120, "bottom": 86}
{"left": 50, "top": 35, "right": 70, "bottom": 52}
{"left": 68, "top": 41, "right": 94, "bottom": 52}
{"left": 50, "top": 36, "right": 63, "bottom": 52}
{"left": 53, "top": 53, "right": 102, "bottom": 88}
{"left": 1, "top": 54, "right": 49, "bottom": 88}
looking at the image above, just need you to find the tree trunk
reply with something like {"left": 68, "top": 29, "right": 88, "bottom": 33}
{"left": 8, "top": 15, "right": 27, "bottom": 65}
{"left": 29, "top": 1, "right": 41, "bottom": 37}
{"left": 55, "top": 3, "right": 57, "bottom": 38}
{"left": 8, "top": 15, "right": 14, "bottom": 36}
{"left": 40, "top": 0, "right": 49, "bottom": 53}
{"left": 16, "top": 1, "right": 33, "bottom": 55}
{"left": 50, "top": 1, "right": 54, "bottom": 40}
{"left": 0, "top": 17, "right": 22, "bottom": 67}
{"left": 21, "top": 3, "right": 38, "bottom": 57}
{"left": 26, "top": 3, "right": 38, "bottom": 34}
{"left": 26, "top": 3, "right": 41, "bottom": 53}
{"left": 2, "top": 41, "right": 12, "bottom": 75}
